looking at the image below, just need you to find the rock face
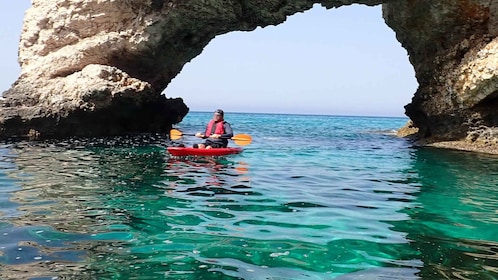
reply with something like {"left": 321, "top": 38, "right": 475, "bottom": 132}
{"left": 2, "top": 0, "right": 498, "bottom": 144}
{"left": 384, "top": 0, "right": 498, "bottom": 145}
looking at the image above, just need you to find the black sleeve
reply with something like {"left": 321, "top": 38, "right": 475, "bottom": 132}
{"left": 222, "top": 122, "right": 233, "bottom": 138}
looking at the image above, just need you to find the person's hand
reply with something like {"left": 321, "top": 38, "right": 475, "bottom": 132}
{"left": 210, "top": 134, "right": 221, "bottom": 139}
{"left": 195, "top": 132, "right": 204, "bottom": 138}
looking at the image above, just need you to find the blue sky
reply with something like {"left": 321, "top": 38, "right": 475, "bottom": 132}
{"left": 1, "top": 2, "right": 417, "bottom": 117}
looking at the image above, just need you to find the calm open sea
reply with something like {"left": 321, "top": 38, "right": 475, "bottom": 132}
{"left": 0, "top": 111, "right": 497, "bottom": 279}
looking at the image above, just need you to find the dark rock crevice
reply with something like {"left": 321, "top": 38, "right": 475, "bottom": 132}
{"left": 1, "top": 92, "right": 188, "bottom": 140}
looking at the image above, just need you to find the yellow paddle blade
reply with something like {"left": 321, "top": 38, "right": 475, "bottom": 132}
{"left": 232, "top": 134, "right": 252, "bottom": 146}
{"left": 170, "top": 129, "right": 183, "bottom": 140}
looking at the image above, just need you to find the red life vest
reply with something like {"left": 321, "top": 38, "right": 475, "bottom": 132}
{"left": 205, "top": 120, "right": 224, "bottom": 136}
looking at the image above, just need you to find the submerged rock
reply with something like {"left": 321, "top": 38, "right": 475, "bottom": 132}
{"left": 2, "top": 0, "right": 498, "bottom": 149}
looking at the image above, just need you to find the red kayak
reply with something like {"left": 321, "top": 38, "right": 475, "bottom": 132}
{"left": 167, "top": 147, "right": 243, "bottom": 157}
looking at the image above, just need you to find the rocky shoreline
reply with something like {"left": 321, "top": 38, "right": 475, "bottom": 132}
{"left": 397, "top": 121, "right": 498, "bottom": 155}
{"left": 418, "top": 139, "right": 498, "bottom": 155}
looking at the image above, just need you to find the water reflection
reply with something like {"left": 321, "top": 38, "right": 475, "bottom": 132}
{"left": 6, "top": 142, "right": 165, "bottom": 232}
{"left": 0, "top": 137, "right": 497, "bottom": 279}
{"left": 0, "top": 140, "right": 159, "bottom": 278}
{"left": 393, "top": 147, "right": 498, "bottom": 279}
{"left": 1, "top": 138, "right": 422, "bottom": 279}
{"left": 0, "top": 139, "right": 253, "bottom": 279}
{"left": 164, "top": 158, "right": 252, "bottom": 195}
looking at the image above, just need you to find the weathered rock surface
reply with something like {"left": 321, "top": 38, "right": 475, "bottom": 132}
{"left": 2, "top": 0, "right": 498, "bottom": 149}
{"left": 384, "top": 0, "right": 498, "bottom": 148}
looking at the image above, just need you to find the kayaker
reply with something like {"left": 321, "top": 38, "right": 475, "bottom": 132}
{"left": 193, "top": 109, "right": 234, "bottom": 149}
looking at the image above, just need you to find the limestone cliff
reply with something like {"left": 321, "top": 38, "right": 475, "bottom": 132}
{"left": 2, "top": 0, "right": 498, "bottom": 148}
{"left": 384, "top": 0, "right": 498, "bottom": 147}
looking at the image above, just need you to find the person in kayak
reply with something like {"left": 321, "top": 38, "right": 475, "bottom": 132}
{"left": 193, "top": 109, "right": 234, "bottom": 149}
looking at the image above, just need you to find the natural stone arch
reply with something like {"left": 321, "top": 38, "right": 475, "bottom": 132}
{"left": 1, "top": 0, "right": 498, "bottom": 149}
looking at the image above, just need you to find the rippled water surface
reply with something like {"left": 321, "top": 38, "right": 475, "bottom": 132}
{"left": 0, "top": 112, "right": 497, "bottom": 279}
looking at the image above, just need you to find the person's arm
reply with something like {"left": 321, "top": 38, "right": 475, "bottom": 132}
{"left": 195, "top": 124, "right": 208, "bottom": 138}
{"left": 221, "top": 122, "right": 233, "bottom": 138}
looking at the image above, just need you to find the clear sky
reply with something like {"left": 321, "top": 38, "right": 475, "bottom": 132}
{"left": 1, "top": 1, "right": 417, "bottom": 117}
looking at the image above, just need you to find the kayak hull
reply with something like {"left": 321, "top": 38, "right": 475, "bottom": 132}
{"left": 167, "top": 147, "right": 243, "bottom": 157}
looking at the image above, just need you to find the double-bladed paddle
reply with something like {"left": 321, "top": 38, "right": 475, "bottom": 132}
{"left": 169, "top": 129, "right": 252, "bottom": 146}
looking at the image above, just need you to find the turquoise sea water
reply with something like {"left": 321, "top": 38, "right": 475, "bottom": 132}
{"left": 0, "top": 111, "right": 497, "bottom": 279}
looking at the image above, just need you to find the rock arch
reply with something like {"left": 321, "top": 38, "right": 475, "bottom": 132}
{"left": 1, "top": 0, "right": 497, "bottom": 147}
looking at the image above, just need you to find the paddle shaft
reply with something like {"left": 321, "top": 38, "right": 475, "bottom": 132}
{"left": 170, "top": 129, "right": 252, "bottom": 145}
{"left": 176, "top": 132, "right": 230, "bottom": 139}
